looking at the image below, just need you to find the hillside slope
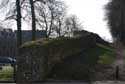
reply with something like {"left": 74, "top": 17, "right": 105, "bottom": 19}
{"left": 17, "top": 34, "right": 114, "bottom": 82}
{"left": 49, "top": 43, "right": 115, "bottom": 80}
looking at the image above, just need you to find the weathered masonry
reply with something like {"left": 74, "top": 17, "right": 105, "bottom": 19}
{"left": 16, "top": 34, "right": 96, "bottom": 83}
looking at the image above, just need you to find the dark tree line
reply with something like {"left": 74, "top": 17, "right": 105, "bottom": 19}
{"left": 105, "top": 0, "right": 125, "bottom": 44}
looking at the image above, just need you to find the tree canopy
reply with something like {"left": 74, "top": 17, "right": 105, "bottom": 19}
{"left": 105, "top": 0, "right": 125, "bottom": 44}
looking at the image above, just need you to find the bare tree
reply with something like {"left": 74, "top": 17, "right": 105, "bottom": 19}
{"left": 35, "top": 0, "right": 66, "bottom": 37}
{"left": 54, "top": 2, "right": 66, "bottom": 37}
{"left": 0, "top": 0, "right": 22, "bottom": 46}
{"left": 29, "top": 0, "right": 36, "bottom": 40}
{"left": 0, "top": 0, "right": 22, "bottom": 82}
{"left": 1, "top": 0, "right": 81, "bottom": 38}
{"left": 0, "top": 0, "right": 47, "bottom": 40}
{"left": 16, "top": 0, "right": 22, "bottom": 46}
{"left": 64, "top": 15, "right": 83, "bottom": 36}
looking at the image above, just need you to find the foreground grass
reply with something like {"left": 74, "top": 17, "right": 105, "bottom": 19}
{"left": 0, "top": 66, "right": 14, "bottom": 81}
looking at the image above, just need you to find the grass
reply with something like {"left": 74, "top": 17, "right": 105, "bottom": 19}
{"left": 0, "top": 66, "right": 14, "bottom": 81}
{"left": 84, "top": 43, "right": 114, "bottom": 65}
{"left": 21, "top": 35, "right": 82, "bottom": 48}
{"left": 97, "top": 44, "right": 114, "bottom": 64}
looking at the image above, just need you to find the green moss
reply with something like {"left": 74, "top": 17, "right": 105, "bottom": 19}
{"left": 97, "top": 44, "right": 114, "bottom": 64}
{"left": 98, "top": 53, "right": 114, "bottom": 64}
{"left": 19, "top": 34, "right": 116, "bottom": 80}
{"left": 84, "top": 43, "right": 114, "bottom": 65}
{"left": 21, "top": 35, "right": 114, "bottom": 65}
{"left": 21, "top": 38, "right": 51, "bottom": 47}
{"left": 21, "top": 35, "right": 82, "bottom": 48}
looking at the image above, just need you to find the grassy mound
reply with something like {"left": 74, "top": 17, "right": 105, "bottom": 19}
{"left": 19, "top": 35, "right": 114, "bottom": 80}
{"left": 21, "top": 35, "right": 96, "bottom": 65}
{"left": 49, "top": 43, "right": 115, "bottom": 80}
{"left": 21, "top": 35, "right": 81, "bottom": 47}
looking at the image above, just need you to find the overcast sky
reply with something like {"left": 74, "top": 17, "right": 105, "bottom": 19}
{"left": 63, "top": 0, "right": 112, "bottom": 41}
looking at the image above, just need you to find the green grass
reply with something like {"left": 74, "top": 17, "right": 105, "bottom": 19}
{"left": 96, "top": 44, "right": 114, "bottom": 64}
{"left": 21, "top": 35, "right": 82, "bottom": 48}
{"left": 0, "top": 66, "right": 14, "bottom": 81}
{"left": 84, "top": 43, "right": 114, "bottom": 65}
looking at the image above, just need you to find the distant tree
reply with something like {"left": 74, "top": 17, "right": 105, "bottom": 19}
{"left": 55, "top": 15, "right": 65, "bottom": 37}
{"left": 35, "top": 0, "right": 66, "bottom": 37}
{"left": 64, "top": 15, "right": 82, "bottom": 36}
{"left": 53, "top": 1, "right": 67, "bottom": 37}
{"left": 105, "top": 0, "right": 125, "bottom": 44}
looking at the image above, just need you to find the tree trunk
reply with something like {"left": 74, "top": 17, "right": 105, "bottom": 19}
{"left": 16, "top": 0, "right": 22, "bottom": 47}
{"left": 16, "top": 0, "right": 22, "bottom": 82}
{"left": 30, "top": 0, "right": 36, "bottom": 40}
{"left": 48, "top": 11, "right": 54, "bottom": 37}
{"left": 58, "top": 18, "right": 62, "bottom": 37}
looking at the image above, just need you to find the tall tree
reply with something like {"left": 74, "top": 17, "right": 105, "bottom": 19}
{"left": 0, "top": 0, "right": 22, "bottom": 82}
{"left": 16, "top": 0, "right": 22, "bottom": 46}
{"left": 1, "top": 0, "right": 79, "bottom": 38}
{"left": 0, "top": 0, "right": 22, "bottom": 46}
{"left": 29, "top": 0, "right": 36, "bottom": 40}
{"left": 105, "top": 0, "right": 125, "bottom": 44}
{"left": 35, "top": 0, "right": 66, "bottom": 37}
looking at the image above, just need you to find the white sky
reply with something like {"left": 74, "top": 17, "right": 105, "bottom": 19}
{"left": 63, "top": 0, "right": 112, "bottom": 41}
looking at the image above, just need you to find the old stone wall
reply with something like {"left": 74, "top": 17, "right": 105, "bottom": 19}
{"left": 16, "top": 45, "right": 48, "bottom": 82}
{"left": 16, "top": 34, "right": 96, "bottom": 82}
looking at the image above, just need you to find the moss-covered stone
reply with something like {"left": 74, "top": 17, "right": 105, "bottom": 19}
{"left": 16, "top": 34, "right": 97, "bottom": 82}
{"left": 16, "top": 45, "right": 49, "bottom": 82}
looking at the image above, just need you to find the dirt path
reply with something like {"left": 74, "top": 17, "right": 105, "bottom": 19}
{"left": 90, "top": 43, "right": 125, "bottom": 80}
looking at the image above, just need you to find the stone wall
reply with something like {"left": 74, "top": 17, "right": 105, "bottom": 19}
{"left": 16, "top": 45, "right": 48, "bottom": 82}
{"left": 16, "top": 34, "right": 96, "bottom": 82}
{"left": 74, "top": 30, "right": 110, "bottom": 47}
